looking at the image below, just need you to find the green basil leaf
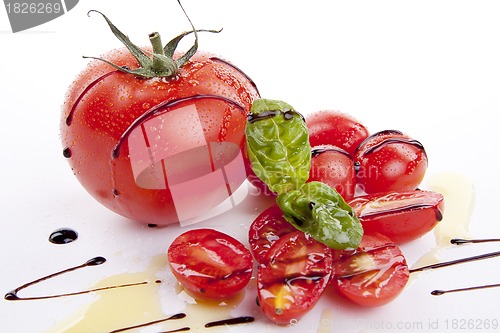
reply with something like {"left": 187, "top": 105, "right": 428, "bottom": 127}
{"left": 276, "top": 181, "right": 363, "bottom": 250}
{"left": 245, "top": 99, "right": 311, "bottom": 194}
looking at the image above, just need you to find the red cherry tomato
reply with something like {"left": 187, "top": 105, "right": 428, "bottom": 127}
{"left": 348, "top": 190, "right": 444, "bottom": 243}
{"left": 333, "top": 233, "right": 409, "bottom": 307}
{"left": 306, "top": 110, "right": 369, "bottom": 157}
{"left": 167, "top": 228, "right": 253, "bottom": 300}
{"left": 248, "top": 204, "right": 296, "bottom": 264}
{"left": 257, "top": 231, "right": 333, "bottom": 325}
{"left": 308, "top": 145, "right": 356, "bottom": 200}
{"left": 354, "top": 130, "right": 428, "bottom": 194}
{"left": 61, "top": 49, "right": 259, "bottom": 225}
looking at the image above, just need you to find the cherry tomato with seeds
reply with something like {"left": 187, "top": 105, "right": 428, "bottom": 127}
{"left": 248, "top": 204, "right": 296, "bottom": 264}
{"left": 257, "top": 231, "right": 333, "bottom": 325}
{"left": 332, "top": 233, "right": 409, "bottom": 307}
{"left": 167, "top": 228, "right": 253, "bottom": 300}
{"left": 354, "top": 130, "right": 428, "bottom": 194}
{"left": 348, "top": 190, "right": 444, "bottom": 243}
{"left": 306, "top": 110, "right": 369, "bottom": 157}
{"left": 308, "top": 145, "right": 356, "bottom": 200}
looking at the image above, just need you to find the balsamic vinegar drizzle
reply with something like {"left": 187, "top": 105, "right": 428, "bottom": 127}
{"left": 431, "top": 283, "right": 500, "bottom": 296}
{"left": 205, "top": 316, "right": 255, "bottom": 328}
{"left": 411, "top": 238, "right": 500, "bottom": 296}
{"left": 409, "top": 250, "right": 500, "bottom": 273}
{"left": 4, "top": 255, "right": 254, "bottom": 330}
{"left": 109, "top": 313, "right": 187, "bottom": 333}
{"left": 49, "top": 228, "right": 78, "bottom": 244}
{"left": 247, "top": 108, "right": 305, "bottom": 124}
{"left": 451, "top": 238, "right": 500, "bottom": 245}
{"left": 5, "top": 256, "right": 114, "bottom": 301}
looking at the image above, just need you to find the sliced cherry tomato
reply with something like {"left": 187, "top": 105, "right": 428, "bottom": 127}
{"left": 167, "top": 228, "right": 253, "bottom": 300}
{"left": 354, "top": 130, "right": 428, "bottom": 194}
{"left": 257, "top": 231, "right": 333, "bottom": 325}
{"left": 333, "top": 233, "right": 409, "bottom": 307}
{"left": 306, "top": 110, "right": 369, "bottom": 157}
{"left": 308, "top": 145, "right": 356, "bottom": 200}
{"left": 348, "top": 190, "right": 444, "bottom": 243}
{"left": 248, "top": 204, "right": 296, "bottom": 264}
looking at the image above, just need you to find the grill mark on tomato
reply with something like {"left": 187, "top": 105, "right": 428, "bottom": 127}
{"left": 112, "top": 94, "right": 245, "bottom": 159}
{"left": 358, "top": 203, "right": 443, "bottom": 221}
{"left": 65, "top": 70, "right": 121, "bottom": 126}
{"left": 209, "top": 57, "right": 261, "bottom": 98}
{"left": 311, "top": 146, "right": 352, "bottom": 159}
{"left": 361, "top": 137, "right": 427, "bottom": 158}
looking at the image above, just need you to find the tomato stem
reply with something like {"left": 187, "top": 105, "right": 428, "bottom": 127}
{"left": 83, "top": 2, "right": 220, "bottom": 79}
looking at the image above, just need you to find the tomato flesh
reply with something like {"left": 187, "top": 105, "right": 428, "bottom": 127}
{"left": 333, "top": 233, "right": 409, "bottom": 307}
{"left": 61, "top": 49, "right": 259, "bottom": 225}
{"left": 308, "top": 144, "right": 356, "bottom": 200}
{"left": 167, "top": 228, "right": 253, "bottom": 300}
{"left": 348, "top": 190, "right": 444, "bottom": 243}
{"left": 248, "top": 204, "right": 297, "bottom": 264}
{"left": 257, "top": 231, "right": 333, "bottom": 325}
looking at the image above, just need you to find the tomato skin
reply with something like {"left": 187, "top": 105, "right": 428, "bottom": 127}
{"left": 306, "top": 110, "right": 369, "bottom": 157}
{"left": 308, "top": 145, "right": 356, "bottom": 200}
{"left": 61, "top": 48, "right": 259, "bottom": 225}
{"left": 348, "top": 190, "right": 444, "bottom": 243}
{"left": 354, "top": 130, "right": 428, "bottom": 194}
{"left": 333, "top": 233, "right": 409, "bottom": 307}
{"left": 257, "top": 231, "right": 333, "bottom": 325}
{"left": 167, "top": 228, "right": 253, "bottom": 300}
{"left": 248, "top": 204, "right": 296, "bottom": 264}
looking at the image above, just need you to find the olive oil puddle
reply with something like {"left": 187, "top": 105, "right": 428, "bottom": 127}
{"left": 412, "top": 172, "right": 475, "bottom": 268}
{"left": 5, "top": 254, "right": 254, "bottom": 333}
{"left": 410, "top": 172, "right": 500, "bottom": 295}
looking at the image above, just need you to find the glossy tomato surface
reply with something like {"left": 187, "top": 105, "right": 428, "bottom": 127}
{"left": 348, "top": 190, "right": 444, "bottom": 243}
{"left": 167, "top": 228, "right": 253, "bottom": 300}
{"left": 61, "top": 49, "right": 259, "bottom": 225}
{"left": 306, "top": 110, "right": 369, "bottom": 157}
{"left": 257, "top": 231, "right": 333, "bottom": 325}
{"left": 308, "top": 145, "right": 356, "bottom": 200}
{"left": 248, "top": 204, "right": 296, "bottom": 264}
{"left": 354, "top": 130, "right": 428, "bottom": 194}
{"left": 333, "top": 233, "right": 409, "bottom": 307}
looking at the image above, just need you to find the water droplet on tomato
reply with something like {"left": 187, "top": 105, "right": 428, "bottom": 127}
{"left": 142, "top": 102, "right": 151, "bottom": 110}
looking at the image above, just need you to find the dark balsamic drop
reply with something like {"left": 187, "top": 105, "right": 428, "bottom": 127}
{"left": 49, "top": 228, "right": 78, "bottom": 244}
{"left": 63, "top": 147, "right": 72, "bottom": 158}
{"left": 205, "top": 316, "right": 255, "bottom": 328}
{"left": 112, "top": 189, "right": 120, "bottom": 196}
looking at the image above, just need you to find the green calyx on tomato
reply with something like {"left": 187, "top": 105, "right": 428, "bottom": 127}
{"left": 84, "top": 1, "right": 220, "bottom": 79}
{"left": 246, "top": 98, "right": 363, "bottom": 250}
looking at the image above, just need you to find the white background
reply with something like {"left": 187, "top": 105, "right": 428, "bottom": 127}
{"left": 1, "top": 1, "right": 500, "bottom": 332}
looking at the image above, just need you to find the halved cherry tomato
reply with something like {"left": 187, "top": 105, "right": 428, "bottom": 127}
{"left": 308, "top": 145, "right": 356, "bottom": 200}
{"left": 306, "top": 110, "right": 369, "bottom": 157}
{"left": 354, "top": 130, "right": 428, "bottom": 194}
{"left": 348, "top": 190, "right": 444, "bottom": 243}
{"left": 333, "top": 233, "right": 409, "bottom": 307}
{"left": 167, "top": 228, "right": 253, "bottom": 300}
{"left": 248, "top": 204, "right": 296, "bottom": 264}
{"left": 257, "top": 231, "right": 333, "bottom": 325}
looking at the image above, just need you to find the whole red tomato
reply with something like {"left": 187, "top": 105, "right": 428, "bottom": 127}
{"left": 61, "top": 14, "right": 259, "bottom": 225}
{"left": 306, "top": 110, "right": 369, "bottom": 157}
{"left": 308, "top": 145, "right": 356, "bottom": 200}
{"left": 354, "top": 130, "right": 428, "bottom": 194}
